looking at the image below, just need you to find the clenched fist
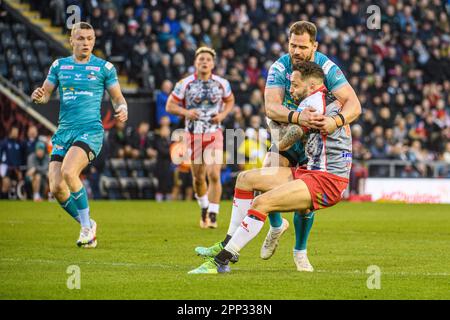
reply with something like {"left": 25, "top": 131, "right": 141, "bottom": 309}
{"left": 31, "top": 87, "right": 46, "bottom": 104}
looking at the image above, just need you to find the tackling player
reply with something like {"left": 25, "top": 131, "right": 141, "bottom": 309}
{"left": 166, "top": 47, "right": 235, "bottom": 228}
{"left": 189, "top": 61, "right": 352, "bottom": 274}
{"left": 195, "top": 21, "right": 360, "bottom": 271}
{"left": 31, "top": 22, "right": 128, "bottom": 248}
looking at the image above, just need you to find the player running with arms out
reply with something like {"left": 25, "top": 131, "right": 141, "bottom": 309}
{"left": 188, "top": 61, "right": 352, "bottom": 274}
{"left": 166, "top": 47, "right": 235, "bottom": 228}
{"left": 31, "top": 22, "right": 128, "bottom": 248}
{"left": 195, "top": 21, "right": 360, "bottom": 271}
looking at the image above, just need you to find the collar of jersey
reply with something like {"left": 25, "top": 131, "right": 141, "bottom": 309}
{"left": 71, "top": 54, "right": 93, "bottom": 64}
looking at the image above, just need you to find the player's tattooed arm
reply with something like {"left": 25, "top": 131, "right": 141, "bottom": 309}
{"left": 268, "top": 120, "right": 304, "bottom": 151}
{"left": 278, "top": 124, "right": 304, "bottom": 151}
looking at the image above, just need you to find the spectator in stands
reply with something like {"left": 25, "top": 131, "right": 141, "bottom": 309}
{"left": 154, "top": 117, "right": 173, "bottom": 201}
{"left": 25, "top": 141, "right": 48, "bottom": 201}
{"left": 156, "top": 80, "right": 180, "bottom": 128}
{"left": 130, "top": 121, "right": 157, "bottom": 160}
{"left": 154, "top": 54, "right": 173, "bottom": 89}
{"left": 0, "top": 127, "right": 25, "bottom": 199}
{"left": 107, "top": 121, "right": 133, "bottom": 159}
{"left": 24, "top": 125, "right": 38, "bottom": 158}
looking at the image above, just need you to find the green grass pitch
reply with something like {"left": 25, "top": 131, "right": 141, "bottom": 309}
{"left": 0, "top": 200, "right": 449, "bottom": 299}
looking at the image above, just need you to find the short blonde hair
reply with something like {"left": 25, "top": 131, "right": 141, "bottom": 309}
{"left": 195, "top": 46, "right": 216, "bottom": 59}
{"left": 71, "top": 22, "right": 94, "bottom": 37}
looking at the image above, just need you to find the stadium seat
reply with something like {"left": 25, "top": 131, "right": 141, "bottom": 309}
{"left": 37, "top": 52, "right": 52, "bottom": 68}
{"left": 21, "top": 49, "right": 38, "bottom": 65}
{"left": 16, "top": 35, "right": 32, "bottom": 50}
{"left": 12, "top": 24, "right": 27, "bottom": 37}
{"left": 33, "top": 40, "right": 48, "bottom": 54}
{"left": 100, "top": 176, "right": 122, "bottom": 200}
{"left": 143, "top": 159, "right": 157, "bottom": 175}
{"left": 0, "top": 56, "right": 7, "bottom": 77}
{"left": 6, "top": 49, "right": 21, "bottom": 65}
{"left": 109, "top": 158, "right": 128, "bottom": 177}
{"left": 118, "top": 177, "right": 138, "bottom": 199}
{"left": 135, "top": 177, "right": 156, "bottom": 199}
{"left": 28, "top": 68, "right": 44, "bottom": 84}
{"left": 11, "top": 66, "right": 27, "bottom": 83}
{"left": 1, "top": 34, "right": 16, "bottom": 50}
{"left": 126, "top": 159, "right": 145, "bottom": 177}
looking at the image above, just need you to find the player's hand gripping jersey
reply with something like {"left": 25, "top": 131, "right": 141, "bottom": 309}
{"left": 171, "top": 73, "right": 232, "bottom": 134}
{"left": 291, "top": 86, "right": 352, "bottom": 210}
{"left": 297, "top": 85, "right": 352, "bottom": 179}
{"left": 266, "top": 52, "right": 349, "bottom": 165}
{"left": 266, "top": 52, "right": 348, "bottom": 110}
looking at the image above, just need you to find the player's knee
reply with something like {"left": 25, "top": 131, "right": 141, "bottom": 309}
{"left": 236, "top": 171, "right": 248, "bottom": 184}
{"left": 61, "top": 166, "right": 78, "bottom": 184}
{"left": 251, "top": 195, "right": 268, "bottom": 212}
{"left": 49, "top": 181, "right": 65, "bottom": 197}
{"left": 208, "top": 172, "right": 220, "bottom": 184}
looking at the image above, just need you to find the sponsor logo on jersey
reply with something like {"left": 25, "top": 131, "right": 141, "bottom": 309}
{"left": 341, "top": 151, "right": 353, "bottom": 159}
{"left": 335, "top": 69, "right": 344, "bottom": 80}
{"left": 86, "top": 66, "right": 100, "bottom": 71}
{"left": 105, "top": 62, "right": 113, "bottom": 70}
{"left": 54, "top": 144, "right": 64, "bottom": 150}
{"left": 272, "top": 61, "right": 285, "bottom": 72}
{"left": 322, "top": 60, "right": 336, "bottom": 75}
{"left": 75, "top": 74, "right": 82, "bottom": 80}
{"left": 61, "top": 65, "right": 74, "bottom": 70}
{"left": 87, "top": 72, "right": 97, "bottom": 81}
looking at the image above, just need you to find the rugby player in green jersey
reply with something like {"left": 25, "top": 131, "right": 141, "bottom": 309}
{"left": 31, "top": 22, "right": 128, "bottom": 248}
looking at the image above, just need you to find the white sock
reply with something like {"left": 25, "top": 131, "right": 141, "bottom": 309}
{"left": 195, "top": 193, "right": 209, "bottom": 209}
{"left": 226, "top": 189, "right": 254, "bottom": 236}
{"left": 208, "top": 203, "right": 220, "bottom": 214}
{"left": 294, "top": 249, "right": 307, "bottom": 255}
{"left": 225, "top": 210, "right": 266, "bottom": 254}
{"left": 270, "top": 224, "right": 284, "bottom": 233}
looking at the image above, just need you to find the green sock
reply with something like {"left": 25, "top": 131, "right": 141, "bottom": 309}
{"left": 71, "top": 186, "right": 91, "bottom": 228}
{"left": 294, "top": 211, "right": 315, "bottom": 251}
{"left": 268, "top": 212, "right": 283, "bottom": 228}
{"left": 59, "top": 196, "right": 80, "bottom": 223}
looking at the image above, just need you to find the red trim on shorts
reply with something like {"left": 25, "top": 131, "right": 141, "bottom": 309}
{"left": 247, "top": 209, "right": 267, "bottom": 222}
{"left": 234, "top": 188, "right": 254, "bottom": 199}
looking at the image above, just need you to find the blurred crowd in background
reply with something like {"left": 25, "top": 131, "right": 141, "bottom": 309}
{"left": 1, "top": 0, "right": 450, "bottom": 201}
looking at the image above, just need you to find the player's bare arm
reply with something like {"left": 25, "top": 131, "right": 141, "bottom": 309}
{"left": 264, "top": 87, "right": 325, "bottom": 128}
{"left": 211, "top": 93, "right": 235, "bottom": 124}
{"left": 165, "top": 95, "right": 199, "bottom": 120}
{"left": 320, "top": 84, "right": 361, "bottom": 134}
{"left": 31, "top": 79, "right": 55, "bottom": 104}
{"left": 267, "top": 119, "right": 303, "bottom": 151}
{"left": 107, "top": 83, "right": 128, "bottom": 122}
{"left": 278, "top": 125, "right": 304, "bottom": 151}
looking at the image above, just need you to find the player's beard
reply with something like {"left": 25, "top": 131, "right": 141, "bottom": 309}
{"left": 291, "top": 50, "right": 314, "bottom": 64}
{"left": 292, "top": 88, "right": 308, "bottom": 103}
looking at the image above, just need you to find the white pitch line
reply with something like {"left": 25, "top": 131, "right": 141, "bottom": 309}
{"left": 0, "top": 258, "right": 448, "bottom": 277}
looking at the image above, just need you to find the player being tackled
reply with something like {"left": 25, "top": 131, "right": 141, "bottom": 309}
{"left": 189, "top": 61, "right": 352, "bottom": 274}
